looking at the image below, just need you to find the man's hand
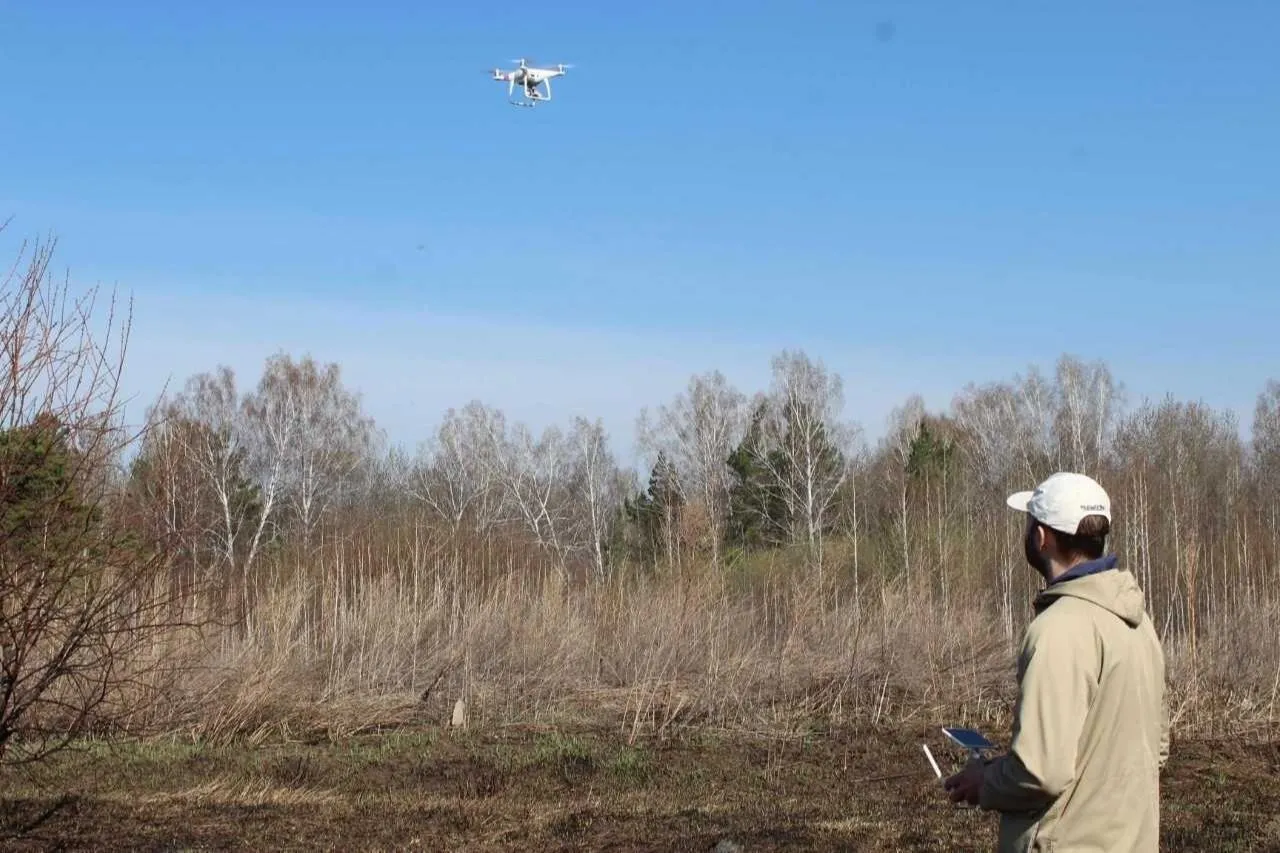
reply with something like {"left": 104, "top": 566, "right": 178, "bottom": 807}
{"left": 942, "top": 755, "right": 986, "bottom": 807}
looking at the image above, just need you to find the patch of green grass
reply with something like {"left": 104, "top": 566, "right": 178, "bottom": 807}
{"left": 604, "top": 744, "right": 652, "bottom": 784}
{"left": 527, "top": 732, "right": 596, "bottom": 784}
{"left": 529, "top": 732, "right": 591, "bottom": 763}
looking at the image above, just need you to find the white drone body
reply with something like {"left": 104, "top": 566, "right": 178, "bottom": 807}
{"left": 490, "top": 58, "right": 572, "bottom": 107}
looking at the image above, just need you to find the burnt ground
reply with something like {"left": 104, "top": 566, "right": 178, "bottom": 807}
{"left": 1, "top": 722, "right": 1278, "bottom": 851}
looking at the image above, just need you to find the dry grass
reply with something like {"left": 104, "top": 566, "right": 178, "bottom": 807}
{"left": 196, "top": 565, "right": 1010, "bottom": 741}
{"left": 1162, "top": 597, "right": 1280, "bottom": 739}
{"left": 133, "top": 776, "right": 345, "bottom": 807}
{"left": 3, "top": 535, "right": 1278, "bottom": 850}
{"left": 2, "top": 724, "right": 1277, "bottom": 851}
{"left": 98, "top": 537, "right": 1280, "bottom": 747}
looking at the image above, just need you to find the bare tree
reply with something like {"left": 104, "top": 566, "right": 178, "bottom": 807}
{"left": 227, "top": 377, "right": 290, "bottom": 613}
{"left": 637, "top": 371, "right": 747, "bottom": 568}
{"left": 125, "top": 405, "right": 242, "bottom": 611}
{"left": 950, "top": 362, "right": 1116, "bottom": 639}
{"left": 409, "top": 401, "right": 509, "bottom": 535}
{"left": 126, "top": 413, "right": 202, "bottom": 562}
{"left": 1112, "top": 395, "right": 1243, "bottom": 639}
{"left": 1251, "top": 380, "right": 1280, "bottom": 572}
{"left": 497, "top": 422, "right": 576, "bottom": 574}
{"left": 412, "top": 405, "right": 620, "bottom": 580}
{"left": 156, "top": 369, "right": 259, "bottom": 579}
{"left": 829, "top": 443, "right": 868, "bottom": 599}
{"left": 882, "top": 394, "right": 926, "bottom": 581}
{"left": 245, "top": 353, "right": 377, "bottom": 552}
{"left": 751, "top": 350, "right": 855, "bottom": 571}
{"left": 953, "top": 382, "right": 1016, "bottom": 490}
{"left": 953, "top": 381, "right": 1028, "bottom": 491}
{"left": 567, "top": 416, "right": 626, "bottom": 581}
{"left": 0, "top": 225, "right": 183, "bottom": 765}
{"left": 1052, "top": 354, "right": 1123, "bottom": 474}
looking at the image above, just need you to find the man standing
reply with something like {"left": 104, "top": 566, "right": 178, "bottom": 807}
{"left": 944, "top": 472, "right": 1170, "bottom": 851}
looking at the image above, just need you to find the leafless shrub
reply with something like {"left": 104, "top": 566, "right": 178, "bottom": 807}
{"left": 0, "top": 224, "right": 189, "bottom": 765}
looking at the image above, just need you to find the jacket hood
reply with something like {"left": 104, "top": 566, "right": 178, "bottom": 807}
{"left": 1034, "top": 558, "right": 1148, "bottom": 627}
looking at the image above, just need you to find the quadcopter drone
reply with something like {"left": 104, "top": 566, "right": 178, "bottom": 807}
{"left": 489, "top": 58, "right": 572, "bottom": 107}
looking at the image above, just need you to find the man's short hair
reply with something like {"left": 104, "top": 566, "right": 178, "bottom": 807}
{"left": 1047, "top": 513, "right": 1110, "bottom": 560}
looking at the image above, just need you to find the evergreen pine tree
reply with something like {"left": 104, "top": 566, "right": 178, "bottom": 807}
{"left": 726, "top": 401, "right": 789, "bottom": 552}
{"left": 622, "top": 451, "right": 684, "bottom": 570}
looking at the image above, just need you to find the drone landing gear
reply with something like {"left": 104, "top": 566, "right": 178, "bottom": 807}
{"left": 509, "top": 91, "right": 545, "bottom": 108}
{"left": 512, "top": 85, "right": 548, "bottom": 108}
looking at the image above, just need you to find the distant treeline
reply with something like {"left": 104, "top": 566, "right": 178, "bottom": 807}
{"left": 5, "top": 224, "right": 1278, "bottom": 744}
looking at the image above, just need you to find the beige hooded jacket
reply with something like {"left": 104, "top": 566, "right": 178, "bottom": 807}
{"left": 980, "top": 565, "right": 1169, "bottom": 852}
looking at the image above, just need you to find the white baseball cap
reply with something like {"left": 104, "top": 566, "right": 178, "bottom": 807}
{"left": 1006, "top": 472, "right": 1111, "bottom": 534}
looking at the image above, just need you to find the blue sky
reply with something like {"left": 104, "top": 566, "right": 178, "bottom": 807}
{"left": 2, "top": 1, "right": 1277, "bottom": 463}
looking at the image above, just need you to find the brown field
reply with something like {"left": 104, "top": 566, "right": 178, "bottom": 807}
{"left": 2, "top": 722, "right": 1277, "bottom": 852}
{"left": 5, "top": 229, "right": 1280, "bottom": 850}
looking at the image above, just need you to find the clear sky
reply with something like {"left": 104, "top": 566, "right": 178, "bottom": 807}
{"left": 2, "top": 1, "right": 1277, "bottom": 464}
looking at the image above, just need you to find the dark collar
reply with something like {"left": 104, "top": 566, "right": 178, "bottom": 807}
{"left": 1050, "top": 553, "right": 1119, "bottom": 586}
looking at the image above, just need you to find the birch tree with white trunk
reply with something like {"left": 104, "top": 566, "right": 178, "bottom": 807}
{"left": 752, "top": 350, "right": 855, "bottom": 570}
{"left": 568, "top": 416, "right": 626, "bottom": 581}
{"left": 410, "top": 401, "right": 510, "bottom": 535}
{"left": 636, "top": 370, "right": 748, "bottom": 569}
{"left": 157, "top": 368, "right": 259, "bottom": 578}
{"left": 247, "top": 353, "right": 377, "bottom": 552}
{"left": 882, "top": 394, "right": 926, "bottom": 581}
{"left": 1251, "top": 380, "right": 1280, "bottom": 574}
{"left": 497, "top": 422, "right": 575, "bottom": 575}
{"left": 1052, "top": 354, "right": 1123, "bottom": 474}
